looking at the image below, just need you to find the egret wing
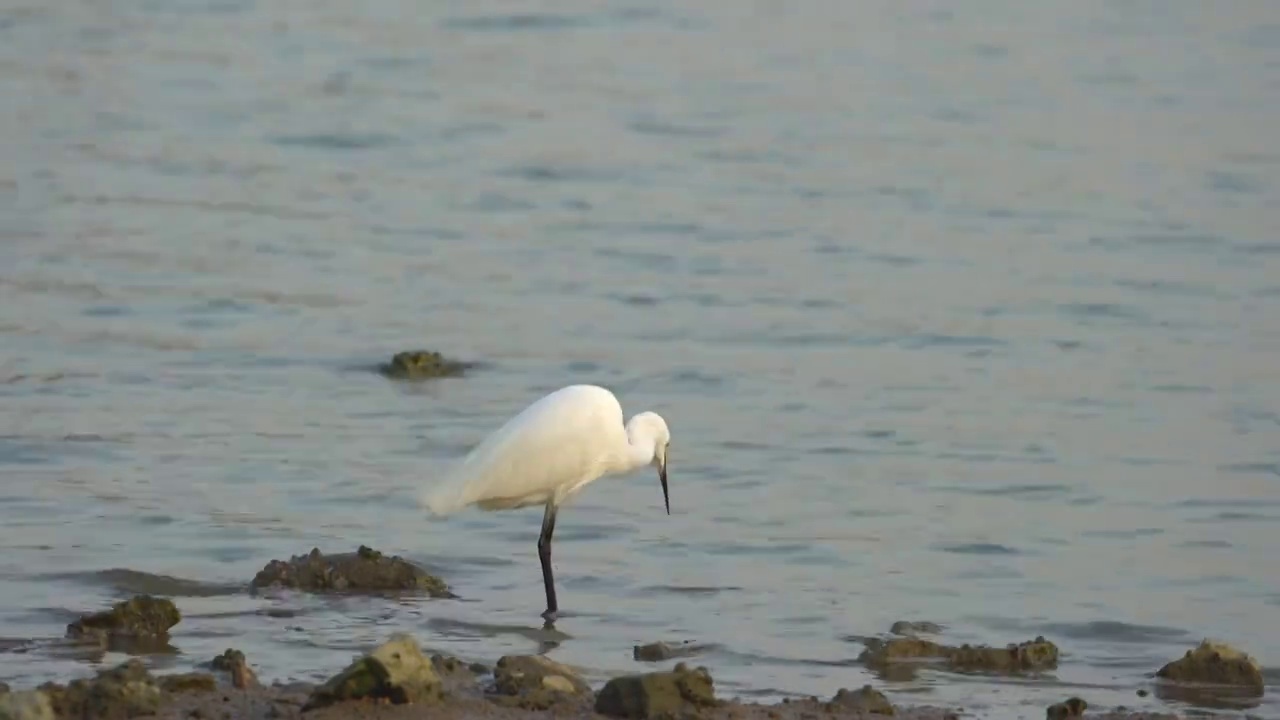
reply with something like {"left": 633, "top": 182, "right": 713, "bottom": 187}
{"left": 421, "top": 386, "right": 622, "bottom": 515}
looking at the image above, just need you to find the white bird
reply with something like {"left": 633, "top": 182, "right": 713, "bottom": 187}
{"left": 421, "top": 384, "right": 671, "bottom": 622}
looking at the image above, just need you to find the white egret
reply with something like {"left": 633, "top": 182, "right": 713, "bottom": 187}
{"left": 421, "top": 384, "right": 671, "bottom": 621}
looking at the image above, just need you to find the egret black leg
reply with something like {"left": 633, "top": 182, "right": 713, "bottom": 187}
{"left": 538, "top": 503, "right": 559, "bottom": 621}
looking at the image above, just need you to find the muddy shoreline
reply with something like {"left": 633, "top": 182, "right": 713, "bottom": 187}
{"left": 0, "top": 548, "right": 1267, "bottom": 719}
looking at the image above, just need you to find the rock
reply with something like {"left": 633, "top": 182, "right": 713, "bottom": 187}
{"left": 1046, "top": 696, "right": 1087, "bottom": 720}
{"left": 0, "top": 691, "right": 54, "bottom": 720}
{"left": 39, "top": 659, "right": 163, "bottom": 720}
{"left": 302, "top": 633, "right": 443, "bottom": 711}
{"left": 858, "top": 635, "right": 1058, "bottom": 674}
{"left": 946, "top": 636, "right": 1059, "bottom": 673}
{"left": 1155, "top": 640, "right": 1264, "bottom": 690}
{"left": 830, "top": 685, "right": 895, "bottom": 715}
{"left": 889, "top": 620, "right": 943, "bottom": 637}
{"left": 211, "top": 649, "right": 258, "bottom": 689}
{"left": 378, "top": 350, "right": 469, "bottom": 380}
{"left": 633, "top": 641, "right": 712, "bottom": 662}
{"left": 0, "top": 682, "right": 7, "bottom": 695}
{"left": 65, "top": 595, "right": 181, "bottom": 652}
{"left": 158, "top": 673, "right": 217, "bottom": 694}
{"left": 595, "top": 662, "right": 720, "bottom": 719}
{"left": 857, "top": 637, "right": 948, "bottom": 665}
{"left": 488, "top": 655, "right": 591, "bottom": 710}
{"left": 249, "top": 546, "right": 451, "bottom": 597}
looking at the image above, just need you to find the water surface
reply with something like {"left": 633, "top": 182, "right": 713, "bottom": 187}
{"left": 2, "top": 1, "right": 1278, "bottom": 718}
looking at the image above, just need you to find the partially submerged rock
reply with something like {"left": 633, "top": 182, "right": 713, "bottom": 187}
{"left": 488, "top": 655, "right": 592, "bottom": 710}
{"left": 302, "top": 633, "right": 443, "bottom": 711}
{"left": 378, "top": 350, "right": 469, "bottom": 380}
{"left": 1154, "top": 640, "right": 1264, "bottom": 690}
{"left": 595, "top": 662, "right": 720, "bottom": 719}
{"left": 249, "top": 545, "right": 451, "bottom": 597}
{"left": 64, "top": 595, "right": 181, "bottom": 653}
{"left": 830, "top": 685, "right": 895, "bottom": 715}
{"left": 858, "top": 633, "right": 1059, "bottom": 675}
{"left": 890, "top": 620, "right": 943, "bottom": 637}
{"left": 1046, "top": 696, "right": 1087, "bottom": 720}
{"left": 39, "top": 659, "right": 163, "bottom": 720}
{"left": 947, "top": 636, "right": 1059, "bottom": 673}
{"left": 210, "top": 648, "right": 258, "bottom": 689}
{"left": 0, "top": 681, "right": 8, "bottom": 695}
{"left": 633, "top": 640, "right": 713, "bottom": 663}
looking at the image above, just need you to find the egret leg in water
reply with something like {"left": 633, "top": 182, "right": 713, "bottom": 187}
{"left": 421, "top": 384, "right": 672, "bottom": 622}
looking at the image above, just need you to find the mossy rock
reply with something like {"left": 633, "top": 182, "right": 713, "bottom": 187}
{"left": 632, "top": 641, "right": 712, "bottom": 663}
{"left": 65, "top": 595, "right": 181, "bottom": 652}
{"left": 39, "top": 659, "right": 163, "bottom": 720}
{"left": 303, "top": 633, "right": 443, "bottom": 711}
{"left": 946, "top": 636, "right": 1059, "bottom": 673}
{"left": 859, "top": 635, "right": 1058, "bottom": 675}
{"left": 1155, "top": 640, "right": 1263, "bottom": 690}
{"left": 210, "top": 648, "right": 258, "bottom": 689}
{"left": 249, "top": 545, "right": 452, "bottom": 597}
{"left": 829, "top": 685, "right": 895, "bottom": 715}
{"left": 379, "top": 350, "right": 470, "bottom": 380}
{"left": 595, "top": 662, "right": 720, "bottom": 719}
{"left": 0, "top": 690, "right": 53, "bottom": 720}
{"left": 487, "top": 655, "right": 590, "bottom": 710}
{"left": 889, "top": 620, "right": 943, "bottom": 637}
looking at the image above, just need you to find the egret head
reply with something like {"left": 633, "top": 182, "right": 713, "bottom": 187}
{"left": 626, "top": 411, "right": 671, "bottom": 515}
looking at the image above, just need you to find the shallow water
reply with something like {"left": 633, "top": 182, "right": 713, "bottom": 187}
{"left": 2, "top": 0, "right": 1279, "bottom": 717}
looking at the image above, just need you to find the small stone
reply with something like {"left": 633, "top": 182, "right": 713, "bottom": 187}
{"left": 302, "top": 633, "right": 443, "bottom": 711}
{"left": 1045, "top": 696, "right": 1087, "bottom": 720}
{"left": 211, "top": 649, "right": 258, "bottom": 689}
{"left": 595, "top": 662, "right": 719, "bottom": 719}
{"left": 830, "top": 685, "right": 895, "bottom": 715}
{"left": 1155, "top": 640, "right": 1264, "bottom": 690}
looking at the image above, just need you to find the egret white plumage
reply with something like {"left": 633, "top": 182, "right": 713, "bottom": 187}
{"left": 421, "top": 384, "right": 671, "bottom": 621}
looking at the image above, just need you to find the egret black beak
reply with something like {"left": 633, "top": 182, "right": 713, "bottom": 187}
{"left": 659, "top": 460, "right": 670, "bottom": 515}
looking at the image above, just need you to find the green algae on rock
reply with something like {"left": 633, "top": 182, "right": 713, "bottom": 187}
{"left": 249, "top": 545, "right": 452, "bottom": 597}
{"left": 38, "top": 659, "right": 164, "bottom": 720}
{"left": 65, "top": 595, "right": 181, "bottom": 652}
{"left": 378, "top": 350, "right": 470, "bottom": 380}
{"left": 858, "top": 632, "right": 1059, "bottom": 675}
{"left": 1046, "top": 696, "right": 1088, "bottom": 720}
{"left": 487, "top": 655, "right": 592, "bottom": 711}
{"left": 303, "top": 634, "right": 444, "bottom": 711}
{"left": 1155, "top": 640, "right": 1264, "bottom": 690}
{"left": 830, "top": 685, "right": 895, "bottom": 715}
{"left": 595, "top": 662, "right": 720, "bottom": 719}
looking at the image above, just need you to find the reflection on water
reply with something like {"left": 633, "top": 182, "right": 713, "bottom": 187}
{"left": 2, "top": 0, "right": 1279, "bottom": 717}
